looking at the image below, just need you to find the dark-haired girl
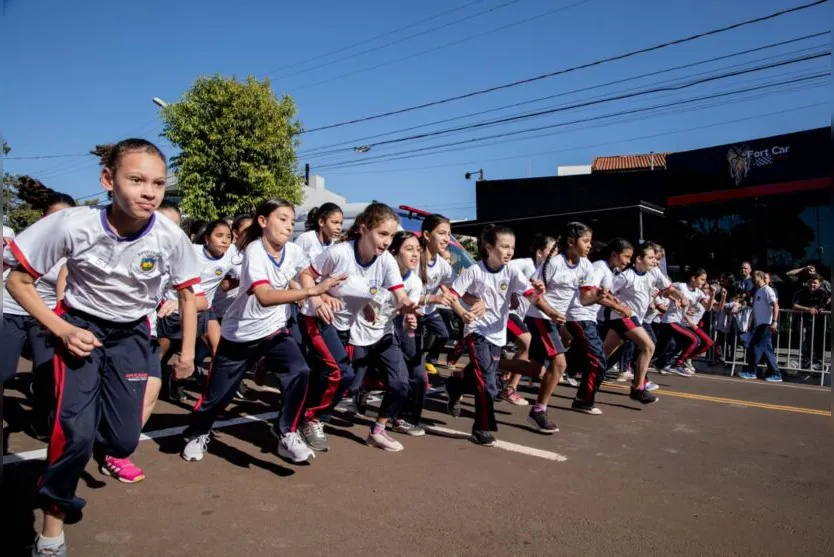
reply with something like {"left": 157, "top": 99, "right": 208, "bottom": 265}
{"left": 500, "top": 233, "right": 556, "bottom": 405}
{"left": 6, "top": 138, "right": 201, "bottom": 557}
{"left": 446, "top": 224, "right": 561, "bottom": 446}
{"left": 2, "top": 194, "right": 75, "bottom": 440}
{"left": 297, "top": 202, "right": 418, "bottom": 453}
{"left": 655, "top": 268, "right": 716, "bottom": 376}
{"left": 348, "top": 231, "right": 424, "bottom": 450}
{"left": 211, "top": 214, "right": 253, "bottom": 320}
{"left": 296, "top": 202, "right": 344, "bottom": 261}
{"left": 523, "top": 222, "right": 603, "bottom": 432}
{"left": 417, "top": 214, "right": 455, "bottom": 375}
{"left": 603, "top": 242, "right": 688, "bottom": 404}
{"left": 182, "top": 199, "right": 343, "bottom": 465}
{"left": 565, "top": 238, "right": 634, "bottom": 414}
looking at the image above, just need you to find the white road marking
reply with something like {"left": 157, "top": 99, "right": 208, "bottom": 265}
{"left": 426, "top": 425, "right": 568, "bottom": 462}
{"left": 4, "top": 411, "right": 566, "bottom": 465}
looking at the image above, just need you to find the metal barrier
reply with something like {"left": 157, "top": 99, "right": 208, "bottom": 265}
{"left": 705, "top": 309, "right": 830, "bottom": 385}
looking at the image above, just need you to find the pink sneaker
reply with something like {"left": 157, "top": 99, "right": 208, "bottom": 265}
{"left": 100, "top": 455, "right": 146, "bottom": 483}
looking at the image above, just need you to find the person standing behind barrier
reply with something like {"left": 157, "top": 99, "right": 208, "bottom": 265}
{"left": 792, "top": 274, "right": 829, "bottom": 370}
{"left": 738, "top": 271, "right": 782, "bottom": 382}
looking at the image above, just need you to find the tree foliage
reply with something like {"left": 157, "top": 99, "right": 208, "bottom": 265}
{"left": 160, "top": 75, "right": 303, "bottom": 220}
{"left": 2, "top": 143, "right": 51, "bottom": 231}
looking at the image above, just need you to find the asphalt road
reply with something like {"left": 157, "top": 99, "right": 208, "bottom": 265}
{"left": 2, "top": 367, "right": 832, "bottom": 557}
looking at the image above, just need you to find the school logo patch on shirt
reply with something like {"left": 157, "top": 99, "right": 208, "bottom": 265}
{"left": 500, "top": 281, "right": 509, "bottom": 292}
{"left": 134, "top": 249, "right": 161, "bottom": 274}
{"left": 214, "top": 267, "right": 224, "bottom": 277}
{"left": 369, "top": 285, "right": 379, "bottom": 296}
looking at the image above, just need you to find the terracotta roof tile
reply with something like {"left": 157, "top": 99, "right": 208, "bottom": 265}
{"left": 592, "top": 153, "right": 668, "bottom": 172}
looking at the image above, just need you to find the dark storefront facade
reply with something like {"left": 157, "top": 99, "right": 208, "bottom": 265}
{"left": 452, "top": 127, "right": 832, "bottom": 280}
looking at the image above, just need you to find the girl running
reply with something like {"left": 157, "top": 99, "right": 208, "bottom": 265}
{"left": 565, "top": 237, "right": 634, "bottom": 415}
{"left": 500, "top": 233, "right": 556, "bottom": 405}
{"left": 602, "top": 242, "right": 688, "bottom": 404}
{"left": 297, "top": 202, "right": 418, "bottom": 453}
{"left": 417, "top": 214, "right": 455, "bottom": 375}
{"left": 445, "top": 224, "right": 561, "bottom": 446}
{"left": 655, "top": 268, "right": 716, "bottom": 376}
{"left": 296, "top": 202, "right": 344, "bottom": 260}
{"left": 6, "top": 138, "right": 200, "bottom": 557}
{"left": 524, "top": 222, "right": 604, "bottom": 433}
{"left": 181, "top": 199, "right": 344, "bottom": 464}
{"left": 1, "top": 193, "right": 75, "bottom": 440}
{"left": 348, "top": 230, "right": 424, "bottom": 450}
{"left": 211, "top": 214, "right": 253, "bottom": 320}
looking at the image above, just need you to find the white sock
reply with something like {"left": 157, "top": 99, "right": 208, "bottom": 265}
{"left": 37, "top": 532, "right": 65, "bottom": 550}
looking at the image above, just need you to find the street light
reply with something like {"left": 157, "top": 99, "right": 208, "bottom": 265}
{"left": 465, "top": 169, "right": 484, "bottom": 181}
{"left": 152, "top": 97, "right": 169, "bottom": 108}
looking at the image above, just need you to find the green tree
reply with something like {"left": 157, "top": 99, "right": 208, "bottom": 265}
{"left": 2, "top": 143, "right": 49, "bottom": 231}
{"left": 160, "top": 75, "right": 303, "bottom": 220}
{"left": 459, "top": 236, "right": 480, "bottom": 261}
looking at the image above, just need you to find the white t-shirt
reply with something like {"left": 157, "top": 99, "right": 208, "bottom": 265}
{"left": 421, "top": 254, "right": 454, "bottom": 315}
{"left": 350, "top": 269, "right": 422, "bottom": 347}
{"left": 526, "top": 254, "right": 594, "bottom": 320}
{"left": 509, "top": 258, "right": 537, "bottom": 318}
{"left": 295, "top": 230, "right": 334, "bottom": 263}
{"left": 644, "top": 291, "right": 667, "bottom": 324}
{"left": 210, "top": 244, "right": 243, "bottom": 317}
{"left": 451, "top": 261, "right": 534, "bottom": 347}
{"left": 662, "top": 283, "right": 708, "bottom": 325}
{"left": 3, "top": 257, "right": 66, "bottom": 316}
{"left": 4, "top": 206, "right": 200, "bottom": 323}
{"left": 163, "top": 244, "right": 236, "bottom": 307}
{"left": 2, "top": 225, "right": 15, "bottom": 282}
{"left": 610, "top": 267, "right": 672, "bottom": 322}
{"left": 147, "top": 278, "right": 205, "bottom": 339}
{"left": 567, "top": 259, "right": 610, "bottom": 322}
{"left": 221, "top": 239, "right": 309, "bottom": 342}
{"left": 752, "top": 285, "right": 778, "bottom": 326}
{"left": 301, "top": 241, "right": 404, "bottom": 332}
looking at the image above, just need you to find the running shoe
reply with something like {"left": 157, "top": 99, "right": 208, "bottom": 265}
{"left": 274, "top": 429, "right": 315, "bottom": 463}
{"left": 99, "top": 456, "right": 146, "bottom": 483}
{"left": 301, "top": 420, "right": 330, "bottom": 452}
{"left": 527, "top": 409, "right": 559, "bottom": 433}
{"left": 764, "top": 374, "right": 783, "bottom": 383}
{"left": 571, "top": 400, "right": 602, "bottom": 415}
{"left": 644, "top": 381, "right": 659, "bottom": 392}
{"left": 182, "top": 433, "right": 211, "bottom": 462}
{"left": 390, "top": 419, "right": 425, "bottom": 437}
{"left": 445, "top": 383, "right": 462, "bottom": 418}
{"left": 668, "top": 365, "right": 693, "bottom": 377}
{"left": 737, "top": 371, "right": 757, "bottom": 380}
{"left": 561, "top": 375, "right": 581, "bottom": 388}
{"left": 470, "top": 430, "right": 497, "bottom": 447}
{"left": 425, "top": 362, "right": 439, "bottom": 375}
{"left": 367, "top": 427, "right": 404, "bottom": 452}
{"left": 32, "top": 540, "right": 67, "bottom": 557}
{"left": 499, "top": 386, "right": 529, "bottom": 406}
{"left": 629, "top": 387, "right": 658, "bottom": 405}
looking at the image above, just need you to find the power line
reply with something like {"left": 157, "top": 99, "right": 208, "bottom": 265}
{"left": 301, "top": 0, "right": 828, "bottom": 134}
{"left": 261, "top": 0, "right": 487, "bottom": 77}
{"left": 323, "top": 102, "right": 827, "bottom": 176}
{"left": 298, "top": 31, "right": 830, "bottom": 156}
{"left": 315, "top": 72, "right": 828, "bottom": 170}
{"left": 304, "top": 48, "right": 829, "bottom": 159}
{"left": 311, "top": 55, "right": 829, "bottom": 167}
{"left": 5, "top": 153, "right": 88, "bottom": 160}
{"left": 291, "top": 0, "right": 593, "bottom": 92}
{"left": 267, "top": 0, "right": 529, "bottom": 82}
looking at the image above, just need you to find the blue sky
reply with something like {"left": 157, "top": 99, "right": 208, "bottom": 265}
{"left": 1, "top": 0, "right": 830, "bottom": 221}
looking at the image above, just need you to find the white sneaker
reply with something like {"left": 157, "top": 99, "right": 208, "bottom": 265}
{"left": 391, "top": 419, "right": 425, "bottom": 437}
{"left": 644, "top": 381, "right": 659, "bottom": 392}
{"left": 561, "top": 376, "right": 580, "bottom": 388}
{"left": 366, "top": 427, "right": 404, "bottom": 452}
{"left": 181, "top": 433, "right": 210, "bottom": 462}
{"left": 277, "top": 430, "right": 315, "bottom": 463}
{"left": 685, "top": 360, "right": 696, "bottom": 372}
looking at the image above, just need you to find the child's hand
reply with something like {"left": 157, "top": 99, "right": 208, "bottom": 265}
{"left": 157, "top": 300, "right": 178, "bottom": 318}
{"left": 59, "top": 325, "right": 102, "bottom": 358}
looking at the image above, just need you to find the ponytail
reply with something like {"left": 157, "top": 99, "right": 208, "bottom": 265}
{"left": 305, "top": 202, "right": 342, "bottom": 232}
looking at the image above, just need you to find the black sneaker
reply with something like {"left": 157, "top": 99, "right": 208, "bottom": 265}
{"left": 571, "top": 399, "right": 602, "bottom": 415}
{"left": 470, "top": 430, "right": 497, "bottom": 447}
{"left": 527, "top": 409, "right": 559, "bottom": 433}
{"left": 629, "top": 387, "right": 658, "bottom": 405}
{"left": 445, "top": 383, "right": 462, "bottom": 418}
